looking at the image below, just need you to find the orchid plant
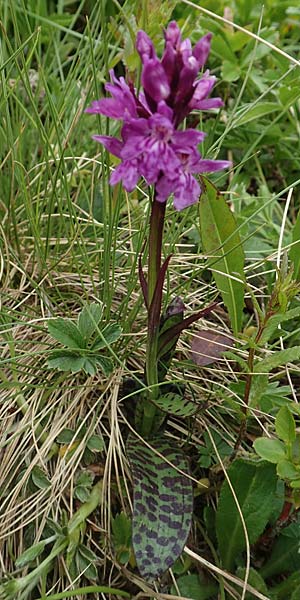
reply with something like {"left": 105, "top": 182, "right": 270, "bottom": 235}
{"left": 86, "top": 22, "right": 232, "bottom": 581}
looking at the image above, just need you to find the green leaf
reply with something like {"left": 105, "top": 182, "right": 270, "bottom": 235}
{"left": 271, "top": 572, "right": 300, "bottom": 600}
{"left": 253, "top": 438, "right": 286, "bottom": 463}
{"left": 126, "top": 434, "right": 193, "bottom": 580}
{"left": 171, "top": 574, "right": 218, "bottom": 599}
{"left": 260, "top": 307, "right": 300, "bottom": 344}
{"left": 232, "top": 102, "right": 280, "bottom": 127}
{"left": 76, "top": 544, "right": 98, "bottom": 580}
{"left": 290, "top": 209, "right": 300, "bottom": 280}
{"left": 56, "top": 428, "right": 76, "bottom": 443}
{"left": 276, "top": 406, "right": 296, "bottom": 443}
{"left": 199, "top": 178, "right": 245, "bottom": 336}
{"left": 94, "top": 355, "right": 113, "bottom": 376}
{"left": 47, "top": 351, "right": 85, "bottom": 373}
{"left": 77, "top": 302, "right": 102, "bottom": 340}
{"left": 92, "top": 323, "right": 122, "bottom": 350}
{"left": 82, "top": 357, "right": 97, "bottom": 376}
{"left": 254, "top": 347, "right": 300, "bottom": 373}
{"left": 277, "top": 459, "right": 300, "bottom": 480}
{"left": 153, "top": 392, "right": 197, "bottom": 417}
{"left": 221, "top": 60, "right": 241, "bottom": 82}
{"left": 216, "top": 459, "right": 277, "bottom": 570}
{"left": 31, "top": 466, "right": 51, "bottom": 489}
{"left": 236, "top": 567, "right": 269, "bottom": 600}
{"left": 260, "top": 522, "right": 300, "bottom": 578}
{"left": 74, "top": 486, "right": 91, "bottom": 502}
{"left": 112, "top": 512, "right": 132, "bottom": 548}
{"left": 291, "top": 585, "right": 300, "bottom": 600}
{"left": 15, "top": 540, "right": 48, "bottom": 568}
{"left": 86, "top": 434, "right": 105, "bottom": 452}
{"left": 48, "top": 317, "right": 85, "bottom": 349}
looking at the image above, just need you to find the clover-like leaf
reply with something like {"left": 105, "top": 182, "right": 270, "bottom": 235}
{"left": 78, "top": 302, "right": 103, "bottom": 340}
{"left": 48, "top": 317, "right": 85, "bottom": 348}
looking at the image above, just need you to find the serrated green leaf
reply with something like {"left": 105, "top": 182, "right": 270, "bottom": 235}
{"left": 15, "top": 540, "right": 48, "bottom": 568}
{"left": 76, "top": 471, "right": 94, "bottom": 487}
{"left": 112, "top": 512, "right": 132, "bottom": 548}
{"left": 126, "top": 434, "right": 193, "bottom": 581}
{"left": 76, "top": 544, "right": 98, "bottom": 580}
{"left": 199, "top": 179, "right": 245, "bottom": 336}
{"left": 31, "top": 466, "right": 51, "bottom": 489}
{"left": 78, "top": 303, "right": 102, "bottom": 340}
{"left": 92, "top": 323, "right": 122, "bottom": 350}
{"left": 253, "top": 438, "right": 286, "bottom": 463}
{"left": 82, "top": 358, "right": 97, "bottom": 376}
{"left": 48, "top": 317, "right": 85, "bottom": 348}
{"left": 86, "top": 434, "right": 105, "bottom": 452}
{"left": 260, "top": 307, "right": 300, "bottom": 344}
{"left": 290, "top": 209, "right": 300, "bottom": 280}
{"left": 277, "top": 459, "right": 300, "bottom": 480}
{"left": 47, "top": 352, "right": 85, "bottom": 373}
{"left": 232, "top": 102, "right": 280, "bottom": 127}
{"left": 260, "top": 522, "right": 300, "bottom": 578}
{"left": 216, "top": 459, "right": 277, "bottom": 570}
{"left": 254, "top": 347, "right": 300, "bottom": 373}
{"left": 74, "top": 485, "right": 91, "bottom": 502}
{"left": 276, "top": 406, "right": 296, "bottom": 443}
{"left": 94, "top": 355, "right": 113, "bottom": 376}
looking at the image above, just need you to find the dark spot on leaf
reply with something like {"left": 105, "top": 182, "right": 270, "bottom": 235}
{"left": 157, "top": 536, "right": 169, "bottom": 546}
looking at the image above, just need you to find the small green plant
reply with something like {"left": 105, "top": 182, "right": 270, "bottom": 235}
{"left": 47, "top": 302, "right": 122, "bottom": 376}
{"left": 254, "top": 405, "right": 300, "bottom": 492}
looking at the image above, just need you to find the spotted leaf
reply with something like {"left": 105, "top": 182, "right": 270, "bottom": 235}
{"left": 126, "top": 434, "right": 193, "bottom": 580}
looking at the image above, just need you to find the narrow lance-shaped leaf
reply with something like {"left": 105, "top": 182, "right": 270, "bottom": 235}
{"left": 199, "top": 178, "right": 245, "bottom": 336}
{"left": 126, "top": 434, "right": 193, "bottom": 581}
{"left": 158, "top": 302, "right": 218, "bottom": 357}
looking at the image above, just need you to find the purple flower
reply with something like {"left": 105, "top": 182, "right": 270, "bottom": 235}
{"left": 86, "top": 21, "right": 231, "bottom": 210}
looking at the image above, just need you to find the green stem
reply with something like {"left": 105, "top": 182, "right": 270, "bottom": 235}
{"left": 141, "top": 197, "right": 166, "bottom": 437}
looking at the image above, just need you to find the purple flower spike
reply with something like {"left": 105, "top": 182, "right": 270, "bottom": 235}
{"left": 86, "top": 21, "right": 232, "bottom": 211}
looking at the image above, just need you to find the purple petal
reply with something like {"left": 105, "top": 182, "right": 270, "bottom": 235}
{"left": 173, "top": 173, "right": 201, "bottom": 210}
{"left": 164, "top": 21, "right": 181, "bottom": 47}
{"left": 157, "top": 100, "right": 173, "bottom": 121}
{"left": 161, "top": 41, "right": 176, "bottom": 83}
{"left": 110, "top": 160, "right": 139, "bottom": 191}
{"left": 180, "top": 38, "right": 193, "bottom": 66}
{"left": 172, "top": 129, "right": 206, "bottom": 150}
{"left": 191, "top": 75, "right": 216, "bottom": 102}
{"left": 92, "top": 135, "right": 123, "bottom": 158}
{"left": 193, "top": 33, "right": 212, "bottom": 67}
{"left": 155, "top": 175, "right": 175, "bottom": 202}
{"left": 141, "top": 58, "right": 170, "bottom": 103}
{"left": 175, "top": 62, "right": 199, "bottom": 104}
{"left": 193, "top": 159, "right": 232, "bottom": 173}
{"left": 190, "top": 98, "right": 224, "bottom": 110}
{"left": 136, "top": 30, "right": 156, "bottom": 62}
